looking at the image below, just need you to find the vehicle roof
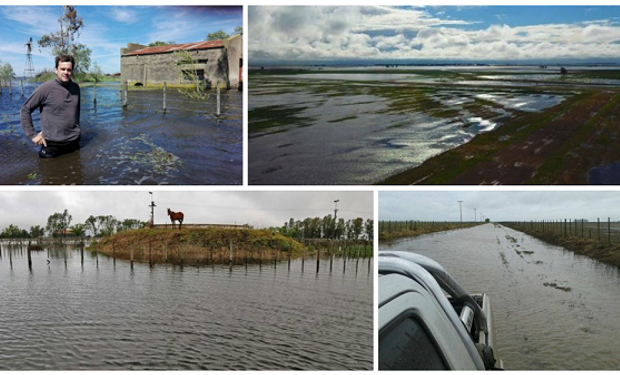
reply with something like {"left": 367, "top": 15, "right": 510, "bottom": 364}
{"left": 378, "top": 251, "right": 487, "bottom": 370}
{"left": 379, "top": 273, "right": 479, "bottom": 370}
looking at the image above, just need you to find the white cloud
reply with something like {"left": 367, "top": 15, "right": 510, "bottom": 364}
{"left": 249, "top": 6, "right": 620, "bottom": 62}
{"left": 110, "top": 8, "right": 137, "bottom": 24}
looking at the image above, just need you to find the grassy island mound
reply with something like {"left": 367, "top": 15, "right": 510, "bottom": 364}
{"left": 90, "top": 227, "right": 305, "bottom": 265}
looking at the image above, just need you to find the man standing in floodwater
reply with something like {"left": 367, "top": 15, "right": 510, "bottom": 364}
{"left": 20, "top": 55, "right": 81, "bottom": 158}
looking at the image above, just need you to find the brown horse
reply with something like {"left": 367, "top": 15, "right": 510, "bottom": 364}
{"left": 167, "top": 208, "right": 184, "bottom": 229}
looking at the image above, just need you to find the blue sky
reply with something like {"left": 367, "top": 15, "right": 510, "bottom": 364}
{"left": 0, "top": 6, "right": 242, "bottom": 75}
{"left": 249, "top": 6, "right": 620, "bottom": 63}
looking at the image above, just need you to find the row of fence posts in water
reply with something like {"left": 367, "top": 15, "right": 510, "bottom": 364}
{"left": 109, "top": 239, "right": 372, "bottom": 274}
{"left": 119, "top": 82, "right": 221, "bottom": 116}
{"left": 0, "top": 241, "right": 94, "bottom": 272}
{"left": 0, "top": 80, "right": 221, "bottom": 116}
{"left": 1, "top": 239, "right": 372, "bottom": 274}
{"left": 0, "top": 80, "right": 38, "bottom": 97}
{"left": 505, "top": 218, "right": 617, "bottom": 245}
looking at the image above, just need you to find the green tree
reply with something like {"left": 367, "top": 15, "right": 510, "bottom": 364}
{"left": 206, "top": 29, "right": 229, "bottom": 41}
{"left": 85, "top": 215, "right": 100, "bottom": 237}
{"left": 117, "top": 218, "right": 147, "bottom": 232}
{"left": 38, "top": 6, "right": 91, "bottom": 74}
{"left": 29, "top": 225, "right": 45, "bottom": 240}
{"left": 335, "top": 218, "right": 346, "bottom": 239}
{"left": 175, "top": 50, "right": 209, "bottom": 99}
{"left": 148, "top": 40, "right": 176, "bottom": 47}
{"left": 0, "top": 61, "right": 16, "bottom": 86}
{"left": 89, "top": 61, "right": 105, "bottom": 82}
{"left": 234, "top": 25, "right": 243, "bottom": 35}
{"left": 46, "top": 209, "right": 72, "bottom": 238}
{"left": 70, "top": 223, "right": 86, "bottom": 237}
{"left": 1, "top": 224, "right": 24, "bottom": 239}
{"left": 322, "top": 214, "right": 335, "bottom": 239}
{"left": 351, "top": 218, "right": 364, "bottom": 240}
{"left": 97, "top": 215, "right": 119, "bottom": 237}
{"left": 365, "top": 219, "right": 374, "bottom": 241}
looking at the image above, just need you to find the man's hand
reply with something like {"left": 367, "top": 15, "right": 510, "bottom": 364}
{"left": 32, "top": 133, "right": 47, "bottom": 147}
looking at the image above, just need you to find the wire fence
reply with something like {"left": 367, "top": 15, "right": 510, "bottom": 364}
{"left": 501, "top": 218, "right": 620, "bottom": 244}
{"left": 1, "top": 80, "right": 243, "bottom": 118}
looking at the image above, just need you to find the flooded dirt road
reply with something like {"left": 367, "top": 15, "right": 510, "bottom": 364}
{"left": 380, "top": 223, "right": 620, "bottom": 370}
{"left": 0, "top": 243, "right": 372, "bottom": 370}
{"left": 0, "top": 82, "right": 242, "bottom": 185}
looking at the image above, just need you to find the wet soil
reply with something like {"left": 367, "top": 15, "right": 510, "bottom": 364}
{"left": 382, "top": 88, "right": 620, "bottom": 184}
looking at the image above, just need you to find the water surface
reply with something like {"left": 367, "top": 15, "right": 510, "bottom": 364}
{"left": 0, "top": 82, "right": 242, "bottom": 185}
{"left": 0, "top": 243, "right": 373, "bottom": 370}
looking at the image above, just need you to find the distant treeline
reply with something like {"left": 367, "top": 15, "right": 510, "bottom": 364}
{"left": 379, "top": 220, "right": 485, "bottom": 242}
{"left": 272, "top": 216, "right": 373, "bottom": 241}
{"left": 0, "top": 209, "right": 147, "bottom": 240}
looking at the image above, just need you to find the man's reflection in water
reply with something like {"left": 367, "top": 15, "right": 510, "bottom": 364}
{"left": 37, "top": 149, "right": 84, "bottom": 184}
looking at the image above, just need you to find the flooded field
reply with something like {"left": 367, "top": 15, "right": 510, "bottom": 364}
{"left": 0, "top": 242, "right": 372, "bottom": 370}
{"left": 0, "top": 82, "right": 242, "bottom": 185}
{"left": 249, "top": 66, "right": 620, "bottom": 184}
{"left": 380, "top": 223, "right": 620, "bottom": 370}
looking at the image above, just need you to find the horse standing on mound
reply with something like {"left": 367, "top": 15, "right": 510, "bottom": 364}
{"left": 167, "top": 208, "right": 184, "bottom": 229}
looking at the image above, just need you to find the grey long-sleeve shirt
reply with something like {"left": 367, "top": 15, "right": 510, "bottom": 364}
{"left": 20, "top": 77, "right": 81, "bottom": 142}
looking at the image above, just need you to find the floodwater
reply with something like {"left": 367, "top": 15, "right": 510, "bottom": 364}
{"left": 249, "top": 71, "right": 567, "bottom": 184}
{"left": 379, "top": 223, "right": 620, "bottom": 370}
{"left": 0, "top": 82, "right": 242, "bottom": 185}
{"left": 0, "top": 242, "right": 373, "bottom": 370}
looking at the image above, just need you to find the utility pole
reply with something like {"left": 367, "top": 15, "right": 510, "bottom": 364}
{"left": 333, "top": 199, "right": 339, "bottom": 221}
{"left": 457, "top": 201, "right": 463, "bottom": 223}
{"left": 149, "top": 192, "right": 156, "bottom": 227}
{"left": 332, "top": 199, "right": 339, "bottom": 240}
{"left": 474, "top": 208, "right": 477, "bottom": 223}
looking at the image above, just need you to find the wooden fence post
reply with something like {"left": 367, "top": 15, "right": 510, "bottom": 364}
{"left": 216, "top": 85, "right": 220, "bottom": 116}
{"left": 316, "top": 248, "right": 320, "bottom": 273}
{"left": 122, "top": 82, "right": 128, "bottom": 108}
{"left": 163, "top": 82, "right": 167, "bottom": 113}
{"left": 301, "top": 248, "right": 305, "bottom": 272}
{"left": 608, "top": 217, "right": 611, "bottom": 245}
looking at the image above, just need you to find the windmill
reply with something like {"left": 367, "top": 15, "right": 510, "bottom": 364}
{"left": 24, "top": 37, "right": 35, "bottom": 79}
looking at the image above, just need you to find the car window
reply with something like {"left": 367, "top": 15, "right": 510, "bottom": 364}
{"left": 379, "top": 316, "right": 447, "bottom": 370}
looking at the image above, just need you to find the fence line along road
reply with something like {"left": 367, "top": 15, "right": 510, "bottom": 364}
{"left": 501, "top": 217, "right": 620, "bottom": 244}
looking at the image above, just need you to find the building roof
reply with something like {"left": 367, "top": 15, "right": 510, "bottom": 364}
{"left": 125, "top": 40, "right": 225, "bottom": 56}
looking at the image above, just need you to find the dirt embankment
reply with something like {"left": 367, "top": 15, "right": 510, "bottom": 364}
{"left": 502, "top": 224, "right": 620, "bottom": 269}
{"left": 381, "top": 88, "right": 620, "bottom": 185}
{"left": 89, "top": 227, "right": 304, "bottom": 265}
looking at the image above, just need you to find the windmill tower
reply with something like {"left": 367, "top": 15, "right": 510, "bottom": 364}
{"left": 24, "top": 37, "right": 35, "bottom": 79}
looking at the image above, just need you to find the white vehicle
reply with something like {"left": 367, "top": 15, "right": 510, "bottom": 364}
{"left": 379, "top": 251, "right": 504, "bottom": 370}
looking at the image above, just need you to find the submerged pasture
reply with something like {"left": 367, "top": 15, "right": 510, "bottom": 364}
{"left": 0, "top": 82, "right": 242, "bottom": 185}
{"left": 249, "top": 67, "right": 620, "bottom": 185}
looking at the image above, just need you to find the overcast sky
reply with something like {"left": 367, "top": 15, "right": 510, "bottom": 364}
{"left": 380, "top": 191, "right": 620, "bottom": 223}
{"left": 249, "top": 6, "right": 620, "bottom": 64}
{"left": 0, "top": 191, "right": 373, "bottom": 231}
{"left": 0, "top": 6, "right": 242, "bottom": 74}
